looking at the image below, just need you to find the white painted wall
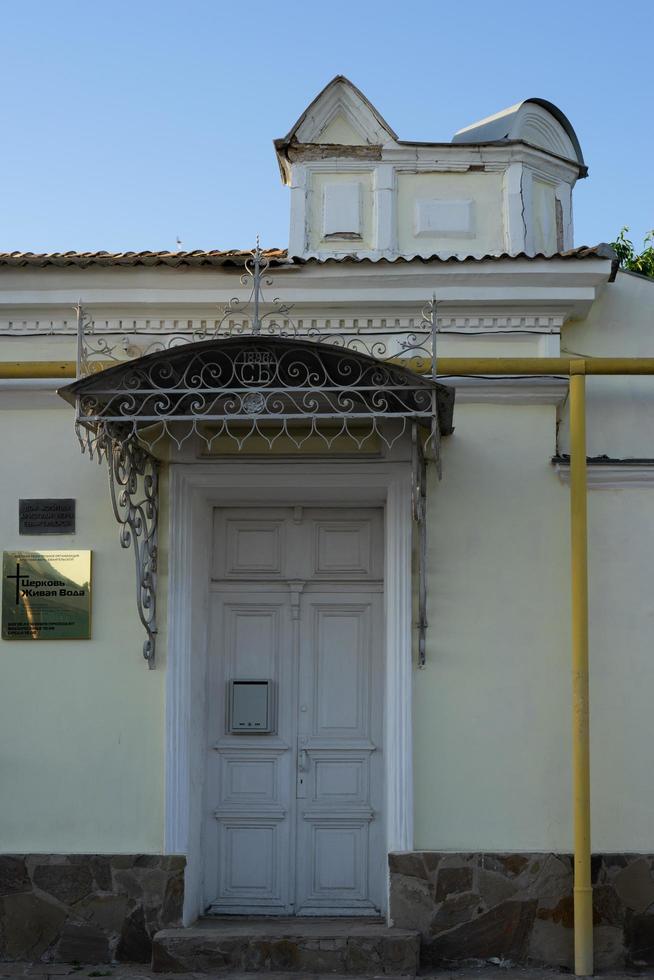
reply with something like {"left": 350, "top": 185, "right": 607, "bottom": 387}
{"left": 6, "top": 390, "right": 653, "bottom": 856}
{"left": 415, "top": 326, "right": 654, "bottom": 851}
{"left": 308, "top": 171, "right": 375, "bottom": 252}
{"left": 2, "top": 260, "right": 652, "bottom": 858}
{"left": 560, "top": 271, "right": 654, "bottom": 458}
{"left": 532, "top": 177, "right": 557, "bottom": 254}
{"left": 586, "top": 487, "right": 654, "bottom": 850}
{"left": 318, "top": 113, "right": 365, "bottom": 145}
{"left": 397, "top": 172, "right": 503, "bottom": 257}
{"left": 0, "top": 403, "right": 164, "bottom": 852}
{"left": 414, "top": 404, "right": 572, "bottom": 851}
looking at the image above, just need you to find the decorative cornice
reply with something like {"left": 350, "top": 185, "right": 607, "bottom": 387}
{"left": 377, "top": 142, "right": 581, "bottom": 181}
{"left": 436, "top": 313, "right": 564, "bottom": 331}
{"left": 446, "top": 376, "right": 568, "bottom": 405}
{"left": 0, "top": 312, "right": 564, "bottom": 337}
{"left": 553, "top": 457, "right": 654, "bottom": 489}
{"left": 0, "top": 378, "right": 66, "bottom": 410}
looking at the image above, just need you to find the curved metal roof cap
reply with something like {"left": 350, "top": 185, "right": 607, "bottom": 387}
{"left": 452, "top": 97, "right": 584, "bottom": 167}
{"left": 59, "top": 334, "right": 455, "bottom": 436}
{"left": 60, "top": 334, "right": 440, "bottom": 399}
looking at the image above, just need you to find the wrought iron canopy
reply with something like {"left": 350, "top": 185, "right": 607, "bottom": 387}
{"left": 60, "top": 334, "right": 454, "bottom": 456}
{"left": 58, "top": 243, "right": 455, "bottom": 670}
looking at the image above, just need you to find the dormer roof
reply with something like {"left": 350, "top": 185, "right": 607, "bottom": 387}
{"left": 275, "top": 79, "right": 586, "bottom": 182}
{"left": 452, "top": 98, "right": 585, "bottom": 170}
{"left": 276, "top": 75, "right": 398, "bottom": 150}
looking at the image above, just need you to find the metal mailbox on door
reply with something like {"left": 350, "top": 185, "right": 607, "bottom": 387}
{"left": 227, "top": 679, "right": 275, "bottom": 733}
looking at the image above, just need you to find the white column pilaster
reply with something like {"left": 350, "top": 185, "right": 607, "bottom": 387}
{"left": 288, "top": 164, "right": 308, "bottom": 258}
{"left": 503, "top": 162, "right": 527, "bottom": 254}
{"left": 375, "top": 164, "right": 396, "bottom": 257}
{"left": 556, "top": 180, "right": 574, "bottom": 251}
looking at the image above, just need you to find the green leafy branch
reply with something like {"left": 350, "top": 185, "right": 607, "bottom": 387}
{"left": 610, "top": 227, "right": 654, "bottom": 279}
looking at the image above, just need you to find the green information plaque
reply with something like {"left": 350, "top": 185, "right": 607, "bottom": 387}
{"left": 2, "top": 550, "right": 92, "bottom": 641}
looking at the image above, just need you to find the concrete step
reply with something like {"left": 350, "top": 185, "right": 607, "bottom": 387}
{"left": 151, "top": 915, "right": 420, "bottom": 975}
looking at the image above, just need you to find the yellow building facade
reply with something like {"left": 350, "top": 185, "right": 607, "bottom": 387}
{"left": 1, "top": 77, "right": 653, "bottom": 973}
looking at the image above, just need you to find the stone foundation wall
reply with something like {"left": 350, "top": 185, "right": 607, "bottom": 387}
{"left": 0, "top": 855, "right": 185, "bottom": 963}
{"left": 389, "top": 851, "right": 654, "bottom": 970}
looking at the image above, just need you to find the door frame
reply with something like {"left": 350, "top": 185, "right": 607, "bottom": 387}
{"left": 165, "top": 460, "right": 414, "bottom": 924}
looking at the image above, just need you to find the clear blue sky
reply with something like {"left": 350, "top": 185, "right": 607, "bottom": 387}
{"left": 1, "top": 0, "right": 651, "bottom": 254}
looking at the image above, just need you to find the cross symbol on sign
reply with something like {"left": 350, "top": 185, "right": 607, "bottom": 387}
{"left": 5, "top": 562, "right": 23, "bottom": 605}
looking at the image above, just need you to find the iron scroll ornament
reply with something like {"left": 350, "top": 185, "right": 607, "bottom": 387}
{"left": 412, "top": 426, "right": 428, "bottom": 668}
{"left": 68, "top": 336, "right": 449, "bottom": 458}
{"left": 104, "top": 432, "right": 158, "bottom": 667}
{"left": 74, "top": 244, "right": 436, "bottom": 378}
{"left": 62, "top": 247, "right": 453, "bottom": 668}
{"left": 63, "top": 336, "right": 452, "bottom": 669}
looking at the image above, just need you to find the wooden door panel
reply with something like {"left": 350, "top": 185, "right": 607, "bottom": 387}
{"left": 216, "top": 816, "right": 288, "bottom": 907}
{"left": 205, "top": 507, "right": 384, "bottom": 916}
{"left": 312, "top": 604, "right": 370, "bottom": 737}
{"left": 313, "top": 754, "right": 370, "bottom": 805}
{"left": 212, "top": 509, "right": 289, "bottom": 579}
{"left": 227, "top": 604, "right": 282, "bottom": 679}
{"left": 312, "top": 519, "right": 373, "bottom": 577}
{"left": 218, "top": 751, "right": 282, "bottom": 807}
{"left": 205, "top": 590, "right": 293, "bottom": 914}
{"left": 303, "top": 818, "right": 371, "bottom": 903}
{"left": 296, "top": 593, "right": 383, "bottom": 914}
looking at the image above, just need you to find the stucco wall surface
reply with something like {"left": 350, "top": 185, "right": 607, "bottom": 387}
{"left": 0, "top": 405, "right": 164, "bottom": 852}
{"left": 415, "top": 395, "right": 654, "bottom": 852}
{"left": 308, "top": 170, "right": 375, "bottom": 252}
{"left": 397, "top": 172, "right": 503, "bottom": 257}
{"left": 560, "top": 270, "right": 654, "bottom": 457}
{"left": 585, "top": 487, "right": 654, "bottom": 849}
{"left": 414, "top": 403, "right": 571, "bottom": 851}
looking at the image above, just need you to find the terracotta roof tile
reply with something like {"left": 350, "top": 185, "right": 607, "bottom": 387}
{"left": 0, "top": 248, "right": 288, "bottom": 269}
{"left": 295, "top": 244, "right": 617, "bottom": 265}
{"left": 0, "top": 244, "right": 616, "bottom": 272}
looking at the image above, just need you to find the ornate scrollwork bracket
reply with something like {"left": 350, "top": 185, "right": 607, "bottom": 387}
{"left": 420, "top": 292, "right": 438, "bottom": 379}
{"left": 412, "top": 424, "right": 428, "bottom": 669}
{"left": 69, "top": 283, "right": 447, "bottom": 670}
{"left": 411, "top": 294, "right": 443, "bottom": 668}
{"left": 104, "top": 431, "right": 159, "bottom": 668}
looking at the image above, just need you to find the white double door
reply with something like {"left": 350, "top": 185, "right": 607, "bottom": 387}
{"left": 204, "top": 507, "right": 385, "bottom": 916}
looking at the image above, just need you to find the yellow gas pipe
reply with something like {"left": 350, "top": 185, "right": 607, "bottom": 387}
{"left": 7, "top": 353, "right": 654, "bottom": 977}
{"left": 0, "top": 361, "right": 77, "bottom": 378}
{"left": 5, "top": 356, "right": 654, "bottom": 378}
{"left": 569, "top": 361, "right": 592, "bottom": 975}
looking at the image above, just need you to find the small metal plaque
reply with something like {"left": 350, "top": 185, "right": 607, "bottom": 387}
{"left": 19, "top": 499, "right": 75, "bottom": 535}
{"left": 2, "top": 550, "right": 91, "bottom": 641}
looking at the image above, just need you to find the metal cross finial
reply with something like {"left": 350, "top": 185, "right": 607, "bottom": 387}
{"left": 239, "top": 236, "right": 272, "bottom": 336}
{"left": 252, "top": 237, "right": 262, "bottom": 334}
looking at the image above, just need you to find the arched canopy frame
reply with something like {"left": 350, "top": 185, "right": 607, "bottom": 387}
{"left": 62, "top": 334, "right": 453, "bottom": 456}
{"left": 59, "top": 332, "right": 454, "bottom": 669}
